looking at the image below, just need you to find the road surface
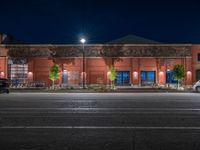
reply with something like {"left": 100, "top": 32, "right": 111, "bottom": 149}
{"left": 0, "top": 93, "right": 200, "bottom": 150}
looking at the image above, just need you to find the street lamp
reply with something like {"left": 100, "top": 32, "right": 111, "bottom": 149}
{"left": 80, "top": 38, "right": 86, "bottom": 89}
{"left": 80, "top": 38, "right": 86, "bottom": 44}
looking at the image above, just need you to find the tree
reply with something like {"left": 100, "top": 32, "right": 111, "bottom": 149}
{"left": 100, "top": 46, "right": 123, "bottom": 89}
{"left": 173, "top": 64, "right": 185, "bottom": 89}
{"left": 108, "top": 65, "right": 117, "bottom": 89}
{"left": 49, "top": 64, "right": 59, "bottom": 89}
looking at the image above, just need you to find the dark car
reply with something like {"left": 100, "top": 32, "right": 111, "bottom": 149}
{"left": 0, "top": 78, "right": 9, "bottom": 94}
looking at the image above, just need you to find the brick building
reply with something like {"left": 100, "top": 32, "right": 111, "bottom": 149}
{"left": 0, "top": 35, "right": 200, "bottom": 87}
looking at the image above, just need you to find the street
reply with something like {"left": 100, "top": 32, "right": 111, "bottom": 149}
{"left": 0, "top": 93, "right": 200, "bottom": 150}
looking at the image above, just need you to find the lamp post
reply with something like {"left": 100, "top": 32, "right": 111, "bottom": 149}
{"left": 80, "top": 38, "right": 86, "bottom": 89}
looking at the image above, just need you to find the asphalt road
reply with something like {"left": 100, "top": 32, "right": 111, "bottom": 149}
{"left": 0, "top": 93, "right": 200, "bottom": 150}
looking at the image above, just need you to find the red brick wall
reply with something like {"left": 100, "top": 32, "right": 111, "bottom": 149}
{"left": 192, "top": 45, "right": 200, "bottom": 82}
{"left": 28, "top": 57, "right": 83, "bottom": 86}
{"left": 0, "top": 57, "right": 7, "bottom": 78}
{"left": 28, "top": 58, "right": 54, "bottom": 86}
{"left": 62, "top": 58, "right": 81, "bottom": 85}
{"left": 27, "top": 56, "right": 194, "bottom": 86}
{"left": 87, "top": 58, "right": 107, "bottom": 85}
{"left": 0, "top": 47, "right": 8, "bottom": 78}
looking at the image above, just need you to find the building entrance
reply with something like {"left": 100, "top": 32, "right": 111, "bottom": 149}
{"left": 141, "top": 71, "right": 156, "bottom": 86}
{"left": 196, "top": 70, "right": 200, "bottom": 81}
{"left": 62, "top": 70, "right": 68, "bottom": 84}
{"left": 115, "top": 71, "right": 130, "bottom": 86}
{"left": 166, "top": 71, "right": 178, "bottom": 84}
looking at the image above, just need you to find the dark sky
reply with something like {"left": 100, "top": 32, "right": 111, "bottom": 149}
{"left": 0, "top": 0, "right": 200, "bottom": 44}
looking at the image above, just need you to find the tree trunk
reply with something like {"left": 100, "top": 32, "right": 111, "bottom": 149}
{"left": 177, "top": 80, "right": 180, "bottom": 89}
{"left": 110, "top": 80, "right": 112, "bottom": 89}
{"left": 111, "top": 80, "right": 115, "bottom": 90}
{"left": 52, "top": 80, "right": 55, "bottom": 90}
{"left": 113, "top": 80, "right": 115, "bottom": 90}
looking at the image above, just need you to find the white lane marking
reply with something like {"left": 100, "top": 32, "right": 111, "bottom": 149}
{"left": 0, "top": 108, "right": 200, "bottom": 113}
{"left": 1, "top": 126, "right": 200, "bottom": 130}
{"left": 1, "top": 112, "right": 200, "bottom": 114}
{"left": 0, "top": 99, "right": 197, "bottom": 102}
{"left": 1, "top": 108, "right": 200, "bottom": 112}
{"left": 1, "top": 108, "right": 200, "bottom": 110}
{"left": 1, "top": 110, "right": 200, "bottom": 115}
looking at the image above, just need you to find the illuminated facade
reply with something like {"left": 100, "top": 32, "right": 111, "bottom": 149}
{"left": 0, "top": 43, "right": 200, "bottom": 87}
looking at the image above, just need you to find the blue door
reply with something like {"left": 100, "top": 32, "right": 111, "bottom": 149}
{"left": 141, "top": 71, "right": 155, "bottom": 85}
{"left": 62, "top": 70, "right": 68, "bottom": 84}
{"left": 166, "top": 71, "right": 178, "bottom": 84}
{"left": 115, "top": 71, "right": 130, "bottom": 85}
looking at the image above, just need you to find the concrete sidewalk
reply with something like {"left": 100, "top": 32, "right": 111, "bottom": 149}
{"left": 8, "top": 87, "right": 193, "bottom": 93}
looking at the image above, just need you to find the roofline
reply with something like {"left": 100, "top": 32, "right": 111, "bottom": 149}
{"left": 0, "top": 43, "right": 193, "bottom": 47}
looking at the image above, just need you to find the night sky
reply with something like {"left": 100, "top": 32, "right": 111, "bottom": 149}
{"left": 0, "top": 0, "right": 199, "bottom": 44}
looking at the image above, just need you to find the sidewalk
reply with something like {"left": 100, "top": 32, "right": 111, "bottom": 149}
{"left": 9, "top": 87, "right": 193, "bottom": 93}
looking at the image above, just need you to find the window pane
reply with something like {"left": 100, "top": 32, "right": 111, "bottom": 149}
{"left": 166, "top": 71, "right": 178, "bottom": 83}
{"left": 8, "top": 64, "right": 28, "bottom": 84}
{"left": 198, "top": 53, "right": 200, "bottom": 61}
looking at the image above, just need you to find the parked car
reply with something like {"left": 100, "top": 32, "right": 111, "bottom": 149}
{"left": 193, "top": 80, "right": 200, "bottom": 92}
{"left": 0, "top": 78, "right": 9, "bottom": 94}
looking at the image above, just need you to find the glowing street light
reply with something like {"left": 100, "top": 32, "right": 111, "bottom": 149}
{"left": 80, "top": 38, "right": 86, "bottom": 89}
{"left": 80, "top": 38, "right": 86, "bottom": 44}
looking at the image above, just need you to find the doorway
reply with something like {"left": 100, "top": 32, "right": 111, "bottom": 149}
{"left": 166, "top": 71, "right": 178, "bottom": 84}
{"left": 196, "top": 70, "right": 200, "bottom": 81}
{"left": 115, "top": 71, "right": 130, "bottom": 86}
{"left": 141, "top": 71, "right": 156, "bottom": 86}
{"left": 62, "top": 70, "right": 68, "bottom": 84}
